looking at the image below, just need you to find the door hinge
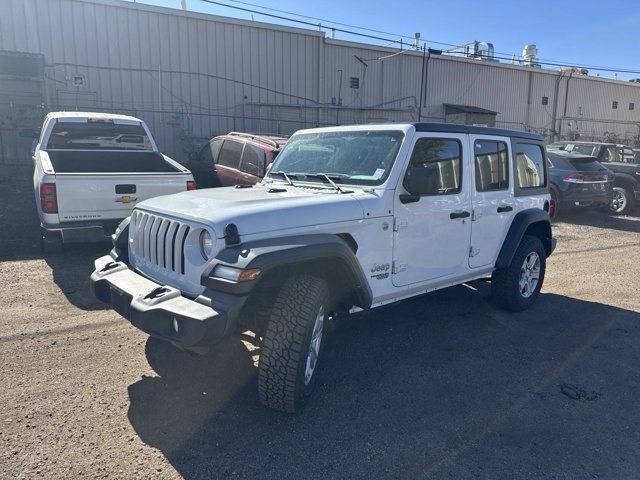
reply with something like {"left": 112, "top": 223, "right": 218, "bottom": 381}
{"left": 392, "top": 261, "right": 407, "bottom": 274}
{"left": 471, "top": 209, "right": 480, "bottom": 221}
{"left": 393, "top": 218, "right": 408, "bottom": 232}
{"left": 469, "top": 246, "right": 480, "bottom": 258}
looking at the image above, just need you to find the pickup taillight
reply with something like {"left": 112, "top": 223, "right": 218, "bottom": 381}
{"left": 40, "top": 183, "right": 58, "bottom": 213}
{"left": 186, "top": 181, "right": 197, "bottom": 191}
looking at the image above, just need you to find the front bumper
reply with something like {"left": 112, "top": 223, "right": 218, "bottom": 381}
{"left": 90, "top": 255, "right": 228, "bottom": 353}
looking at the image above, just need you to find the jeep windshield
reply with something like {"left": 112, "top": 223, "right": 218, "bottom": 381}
{"left": 267, "top": 130, "right": 404, "bottom": 186}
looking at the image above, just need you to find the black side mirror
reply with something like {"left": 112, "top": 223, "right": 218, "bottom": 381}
{"left": 400, "top": 167, "right": 435, "bottom": 203}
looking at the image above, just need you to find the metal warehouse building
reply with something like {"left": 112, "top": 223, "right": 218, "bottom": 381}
{"left": 1, "top": 0, "right": 639, "bottom": 163}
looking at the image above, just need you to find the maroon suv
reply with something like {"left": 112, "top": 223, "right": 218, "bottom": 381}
{"left": 187, "top": 132, "right": 287, "bottom": 188}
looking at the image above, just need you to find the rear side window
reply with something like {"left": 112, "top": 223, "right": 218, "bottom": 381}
{"left": 474, "top": 140, "right": 509, "bottom": 191}
{"left": 240, "top": 144, "right": 265, "bottom": 177}
{"left": 515, "top": 143, "right": 545, "bottom": 189}
{"left": 405, "top": 138, "right": 462, "bottom": 195}
{"left": 46, "top": 121, "right": 152, "bottom": 150}
{"left": 217, "top": 140, "right": 243, "bottom": 168}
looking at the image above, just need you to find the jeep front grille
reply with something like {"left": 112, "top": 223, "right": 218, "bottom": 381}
{"left": 130, "top": 211, "right": 190, "bottom": 275}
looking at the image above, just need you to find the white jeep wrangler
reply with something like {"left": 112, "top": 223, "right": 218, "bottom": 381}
{"left": 91, "top": 123, "right": 555, "bottom": 412}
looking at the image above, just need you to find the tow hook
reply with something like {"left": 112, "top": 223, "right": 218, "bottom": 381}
{"left": 144, "top": 286, "right": 169, "bottom": 300}
{"left": 100, "top": 261, "right": 121, "bottom": 273}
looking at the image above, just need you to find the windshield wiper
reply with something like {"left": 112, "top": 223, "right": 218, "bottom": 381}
{"left": 302, "top": 173, "right": 351, "bottom": 193}
{"left": 270, "top": 170, "right": 294, "bottom": 186}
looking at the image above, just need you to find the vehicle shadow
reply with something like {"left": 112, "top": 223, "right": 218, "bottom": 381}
{"left": 0, "top": 164, "right": 112, "bottom": 309}
{"left": 127, "top": 287, "right": 640, "bottom": 479}
{"left": 43, "top": 243, "right": 112, "bottom": 310}
{"left": 557, "top": 209, "right": 640, "bottom": 233}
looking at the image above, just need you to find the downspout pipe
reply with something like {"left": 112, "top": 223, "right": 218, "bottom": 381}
{"left": 558, "top": 69, "right": 574, "bottom": 140}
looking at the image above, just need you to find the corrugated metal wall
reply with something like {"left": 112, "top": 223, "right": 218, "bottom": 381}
{"left": 1, "top": 0, "right": 639, "bottom": 164}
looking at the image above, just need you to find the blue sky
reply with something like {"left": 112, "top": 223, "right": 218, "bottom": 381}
{"left": 129, "top": 0, "right": 640, "bottom": 80}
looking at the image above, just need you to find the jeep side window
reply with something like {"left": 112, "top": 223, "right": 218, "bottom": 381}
{"left": 404, "top": 138, "right": 462, "bottom": 195}
{"left": 515, "top": 143, "right": 545, "bottom": 188}
{"left": 474, "top": 140, "right": 509, "bottom": 191}
{"left": 240, "top": 144, "right": 265, "bottom": 177}
{"left": 217, "top": 140, "right": 243, "bottom": 169}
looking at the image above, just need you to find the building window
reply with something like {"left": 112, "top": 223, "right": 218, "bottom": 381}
{"left": 612, "top": 101, "right": 618, "bottom": 109}
{"left": 350, "top": 77, "right": 360, "bottom": 89}
{"left": 474, "top": 140, "right": 509, "bottom": 191}
{"left": 630, "top": 103, "right": 635, "bottom": 111}
{"left": 578, "top": 106, "right": 583, "bottom": 116}
{"left": 541, "top": 96, "right": 549, "bottom": 105}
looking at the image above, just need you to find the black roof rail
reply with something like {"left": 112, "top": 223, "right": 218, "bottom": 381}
{"left": 412, "top": 122, "right": 544, "bottom": 142}
{"left": 228, "top": 132, "right": 281, "bottom": 148}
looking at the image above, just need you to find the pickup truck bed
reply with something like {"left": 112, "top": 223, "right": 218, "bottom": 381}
{"left": 47, "top": 151, "right": 179, "bottom": 173}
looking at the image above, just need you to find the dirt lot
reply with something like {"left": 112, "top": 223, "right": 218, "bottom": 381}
{"left": 1, "top": 165, "right": 639, "bottom": 479}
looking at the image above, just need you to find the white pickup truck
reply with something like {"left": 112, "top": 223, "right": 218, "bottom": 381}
{"left": 33, "top": 112, "right": 195, "bottom": 252}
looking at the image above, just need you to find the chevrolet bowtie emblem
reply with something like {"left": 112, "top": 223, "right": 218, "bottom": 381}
{"left": 115, "top": 195, "right": 137, "bottom": 204}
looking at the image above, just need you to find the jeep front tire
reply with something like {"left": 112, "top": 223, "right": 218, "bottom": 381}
{"left": 491, "top": 235, "right": 546, "bottom": 312}
{"left": 258, "top": 274, "right": 329, "bottom": 413}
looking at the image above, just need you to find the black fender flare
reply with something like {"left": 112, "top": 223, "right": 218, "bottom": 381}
{"left": 495, "top": 208, "right": 554, "bottom": 269}
{"left": 613, "top": 172, "right": 639, "bottom": 192}
{"left": 201, "top": 234, "right": 373, "bottom": 309}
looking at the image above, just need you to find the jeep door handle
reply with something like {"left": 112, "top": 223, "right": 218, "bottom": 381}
{"left": 497, "top": 205, "right": 513, "bottom": 213}
{"left": 450, "top": 210, "right": 471, "bottom": 219}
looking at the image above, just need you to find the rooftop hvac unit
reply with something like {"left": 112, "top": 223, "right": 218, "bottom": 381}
{"left": 446, "top": 41, "right": 495, "bottom": 60}
{"left": 521, "top": 44, "right": 541, "bottom": 67}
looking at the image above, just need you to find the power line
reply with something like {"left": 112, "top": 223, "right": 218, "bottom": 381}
{"left": 225, "top": 0, "right": 419, "bottom": 42}
{"left": 199, "top": 0, "right": 640, "bottom": 75}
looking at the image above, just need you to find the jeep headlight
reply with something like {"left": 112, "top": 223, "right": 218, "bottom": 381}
{"left": 199, "top": 230, "right": 214, "bottom": 259}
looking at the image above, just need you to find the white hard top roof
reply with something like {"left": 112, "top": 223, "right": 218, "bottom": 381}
{"left": 45, "top": 111, "right": 142, "bottom": 123}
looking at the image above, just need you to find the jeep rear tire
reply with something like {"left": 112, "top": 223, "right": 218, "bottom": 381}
{"left": 491, "top": 235, "right": 546, "bottom": 312}
{"left": 258, "top": 274, "right": 329, "bottom": 413}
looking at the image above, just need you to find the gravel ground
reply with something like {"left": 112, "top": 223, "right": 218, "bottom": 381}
{"left": 1, "top": 165, "right": 639, "bottom": 479}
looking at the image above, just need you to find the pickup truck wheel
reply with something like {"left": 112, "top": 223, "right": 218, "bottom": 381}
{"left": 258, "top": 274, "right": 329, "bottom": 413}
{"left": 609, "top": 186, "right": 634, "bottom": 215}
{"left": 491, "top": 235, "right": 546, "bottom": 312}
{"left": 40, "top": 231, "right": 63, "bottom": 253}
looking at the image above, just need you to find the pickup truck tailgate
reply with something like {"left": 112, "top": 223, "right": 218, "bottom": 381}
{"left": 55, "top": 174, "right": 190, "bottom": 222}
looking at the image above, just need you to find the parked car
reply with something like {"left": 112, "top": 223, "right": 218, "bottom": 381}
{"left": 91, "top": 123, "right": 555, "bottom": 413}
{"left": 33, "top": 112, "right": 195, "bottom": 252}
{"left": 546, "top": 150, "right": 614, "bottom": 218}
{"left": 187, "top": 132, "right": 287, "bottom": 188}
{"left": 548, "top": 141, "right": 640, "bottom": 214}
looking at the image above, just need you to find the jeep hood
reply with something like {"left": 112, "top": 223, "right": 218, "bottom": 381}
{"left": 135, "top": 184, "right": 367, "bottom": 237}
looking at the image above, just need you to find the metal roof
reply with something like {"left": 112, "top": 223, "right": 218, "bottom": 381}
{"left": 413, "top": 123, "right": 544, "bottom": 141}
